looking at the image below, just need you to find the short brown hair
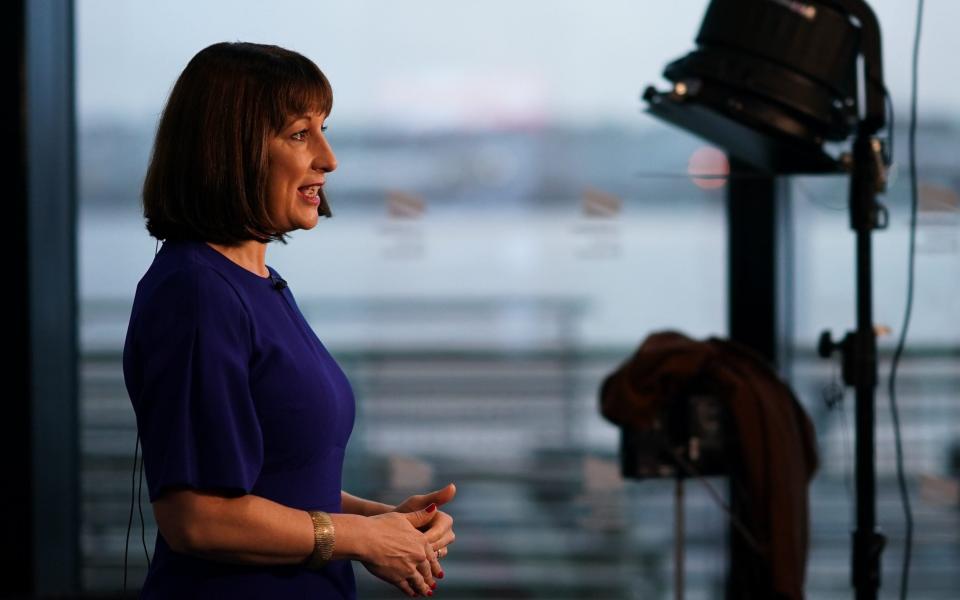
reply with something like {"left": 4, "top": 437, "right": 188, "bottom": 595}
{"left": 143, "top": 42, "right": 333, "bottom": 244}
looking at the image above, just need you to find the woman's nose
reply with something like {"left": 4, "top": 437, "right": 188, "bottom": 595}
{"left": 311, "top": 139, "right": 337, "bottom": 173}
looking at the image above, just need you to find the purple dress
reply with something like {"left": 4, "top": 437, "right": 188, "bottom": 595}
{"left": 123, "top": 239, "right": 357, "bottom": 599}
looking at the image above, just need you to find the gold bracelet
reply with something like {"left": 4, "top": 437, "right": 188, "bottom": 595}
{"left": 305, "top": 511, "right": 335, "bottom": 570}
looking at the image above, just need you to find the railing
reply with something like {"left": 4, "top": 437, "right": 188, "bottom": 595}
{"left": 80, "top": 302, "right": 960, "bottom": 597}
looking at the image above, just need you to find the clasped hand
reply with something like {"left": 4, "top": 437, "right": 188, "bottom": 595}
{"left": 361, "top": 483, "right": 456, "bottom": 597}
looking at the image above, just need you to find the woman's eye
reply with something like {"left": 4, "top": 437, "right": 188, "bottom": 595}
{"left": 292, "top": 130, "right": 308, "bottom": 141}
{"left": 321, "top": 125, "right": 328, "bottom": 133}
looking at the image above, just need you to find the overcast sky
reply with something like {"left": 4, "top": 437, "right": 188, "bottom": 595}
{"left": 77, "top": 0, "right": 960, "bottom": 129}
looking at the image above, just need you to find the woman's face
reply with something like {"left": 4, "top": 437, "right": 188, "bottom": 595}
{"left": 266, "top": 111, "right": 337, "bottom": 233}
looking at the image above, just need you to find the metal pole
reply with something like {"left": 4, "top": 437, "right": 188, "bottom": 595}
{"left": 675, "top": 477, "right": 685, "bottom": 600}
{"left": 849, "top": 132, "right": 886, "bottom": 600}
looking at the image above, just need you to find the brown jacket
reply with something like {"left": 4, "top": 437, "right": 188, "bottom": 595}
{"left": 601, "top": 330, "right": 818, "bottom": 600}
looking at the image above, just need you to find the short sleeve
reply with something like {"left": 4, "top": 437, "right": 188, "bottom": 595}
{"left": 126, "top": 266, "right": 263, "bottom": 502}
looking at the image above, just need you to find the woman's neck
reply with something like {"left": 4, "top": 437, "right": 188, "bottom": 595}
{"left": 206, "top": 240, "right": 269, "bottom": 278}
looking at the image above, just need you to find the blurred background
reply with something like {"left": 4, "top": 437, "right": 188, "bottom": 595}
{"left": 13, "top": 0, "right": 960, "bottom": 598}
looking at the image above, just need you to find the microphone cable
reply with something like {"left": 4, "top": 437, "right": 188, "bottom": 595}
{"left": 889, "top": 1, "right": 925, "bottom": 597}
{"left": 123, "top": 239, "right": 160, "bottom": 591}
{"left": 122, "top": 433, "right": 148, "bottom": 591}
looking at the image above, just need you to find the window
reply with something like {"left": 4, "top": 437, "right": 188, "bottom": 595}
{"left": 77, "top": 1, "right": 959, "bottom": 596}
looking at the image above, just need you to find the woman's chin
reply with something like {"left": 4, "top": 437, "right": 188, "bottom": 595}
{"left": 299, "top": 215, "right": 320, "bottom": 231}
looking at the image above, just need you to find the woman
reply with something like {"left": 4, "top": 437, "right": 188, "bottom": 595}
{"left": 122, "top": 42, "right": 455, "bottom": 599}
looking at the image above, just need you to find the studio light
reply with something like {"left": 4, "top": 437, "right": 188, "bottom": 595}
{"left": 643, "top": 1, "right": 892, "bottom": 599}
{"left": 644, "top": 0, "right": 887, "bottom": 175}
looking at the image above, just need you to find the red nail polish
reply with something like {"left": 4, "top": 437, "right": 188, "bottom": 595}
{"left": 426, "top": 591, "right": 433, "bottom": 597}
{"left": 438, "top": 571, "right": 444, "bottom": 579}
{"left": 431, "top": 582, "right": 437, "bottom": 590}
{"left": 426, "top": 503, "right": 437, "bottom": 513}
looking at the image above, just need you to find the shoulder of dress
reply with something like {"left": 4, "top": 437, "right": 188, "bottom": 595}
{"left": 143, "top": 263, "right": 250, "bottom": 318}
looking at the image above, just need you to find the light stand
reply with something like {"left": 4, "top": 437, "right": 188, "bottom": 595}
{"left": 818, "top": 127, "right": 889, "bottom": 599}
{"left": 642, "top": 1, "right": 891, "bottom": 598}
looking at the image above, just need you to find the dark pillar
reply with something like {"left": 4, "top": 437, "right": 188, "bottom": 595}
{"left": 725, "top": 158, "right": 793, "bottom": 599}
{"left": 7, "top": 0, "right": 80, "bottom": 596}
{"left": 4, "top": 0, "right": 32, "bottom": 593}
{"left": 726, "top": 158, "right": 793, "bottom": 368}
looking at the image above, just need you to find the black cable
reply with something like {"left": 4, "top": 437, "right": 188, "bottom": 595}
{"left": 138, "top": 450, "right": 151, "bottom": 568}
{"left": 869, "top": 75, "right": 895, "bottom": 167}
{"left": 123, "top": 433, "right": 140, "bottom": 592}
{"left": 825, "top": 367, "right": 855, "bottom": 508}
{"left": 124, "top": 239, "right": 162, "bottom": 589}
{"left": 665, "top": 444, "right": 764, "bottom": 555}
{"left": 889, "top": 1, "right": 924, "bottom": 598}
{"left": 884, "top": 84, "right": 895, "bottom": 167}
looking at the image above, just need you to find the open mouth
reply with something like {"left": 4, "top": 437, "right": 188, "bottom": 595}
{"left": 298, "top": 185, "right": 322, "bottom": 198}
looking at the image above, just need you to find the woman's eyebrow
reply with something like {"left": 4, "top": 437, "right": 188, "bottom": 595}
{"left": 286, "top": 114, "right": 325, "bottom": 128}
